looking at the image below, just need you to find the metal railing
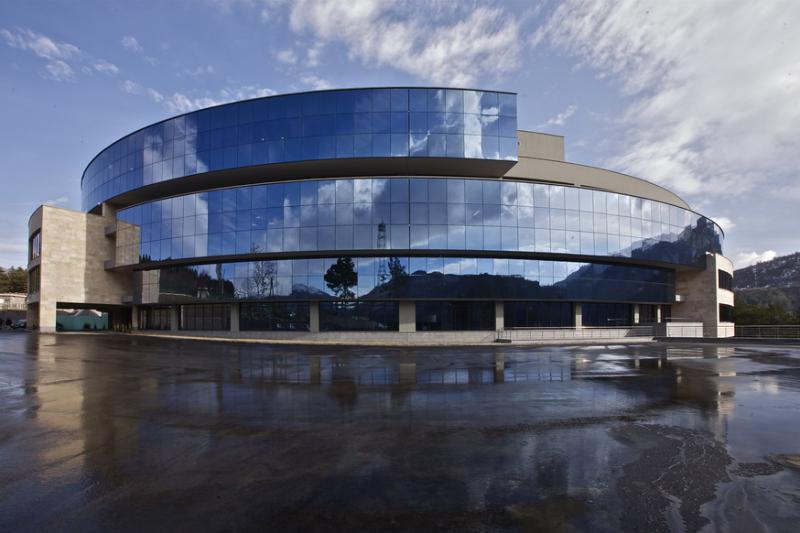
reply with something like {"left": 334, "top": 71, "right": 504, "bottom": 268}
{"left": 735, "top": 325, "right": 800, "bottom": 339}
{"left": 0, "top": 303, "right": 27, "bottom": 311}
{"left": 497, "top": 325, "right": 656, "bottom": 341}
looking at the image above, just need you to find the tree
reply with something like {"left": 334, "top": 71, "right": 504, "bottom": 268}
{"left": 388, "top": 257, "right": 407, "bottom": 280}
{"left": 0, "top": 267, "right": 27, "bottom": 293}
{"left": 324, "top": 257, "right": 357, "bottom": 299}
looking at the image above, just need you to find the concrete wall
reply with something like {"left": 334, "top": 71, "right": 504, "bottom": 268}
{"left": 671, "top": 253, "right": 734, "bottom": 337}
{"left": 132, "top": 327, "right": 652, "bottom": 345}
{"left": 508, "top": 133, "right": 690, "bottom": 209}
{"left": 517, "top": 131, "right": 565, "bottom": 161}
{"left": 27, "top": 205, "right": 133, "bottom": 332}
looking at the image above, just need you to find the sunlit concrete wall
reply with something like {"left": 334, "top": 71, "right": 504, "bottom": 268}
{"left": 672, "top": 253, "right": 734, "bottom": 337}
{"left": 26, "top": 205, "right": 132, "bottom": 332}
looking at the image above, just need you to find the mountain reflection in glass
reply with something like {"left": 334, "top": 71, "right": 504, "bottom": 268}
{"left": 134, "top": 256, "right": 674, "bottom": 305}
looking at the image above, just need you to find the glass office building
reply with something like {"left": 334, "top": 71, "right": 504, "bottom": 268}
{"left": 27, "top": 88, "right": 734, "bottom": 337}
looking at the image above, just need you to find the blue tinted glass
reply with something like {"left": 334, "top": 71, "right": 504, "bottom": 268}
{"left": 498, "top": 93, "right": 516, "bottom": 116}
{"left": 372, "top": 89, "right": 391, "bottom": 112}
{"left": 390, "top": 89, "right": 408, "bottom": 111}
{"left": 371, "top": 113, "right": 390, "bottom": 134}
{"left": 428, "top": 89, "right": 446, "bottom": 112}
{"left": 390, "top": 134, "right": 409, "bottom": 156}
{"left": 390, "top": 112, "right": 408, "bottom": 133}
{"left": 372, "top": 134, "right": 391, "bottom": 156}
{"left": 409, "top": 89, "right": 427, "bottom": 111}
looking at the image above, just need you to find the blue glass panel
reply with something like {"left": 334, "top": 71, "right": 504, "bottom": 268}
{"left": 390, "top": 89, "right": 408, "bottom": 111}
{"left": 409, "top": 89, "right": 427, "bottom": 111}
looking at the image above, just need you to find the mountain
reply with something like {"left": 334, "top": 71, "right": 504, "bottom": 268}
{"left": 734, "top": 252, "right": 800, "bottom": 289}
{"left": 734, "top": 252, "right": 800, "bottom": 316}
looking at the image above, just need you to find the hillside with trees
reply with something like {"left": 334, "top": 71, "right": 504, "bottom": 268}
{"left": 0, "top": 267, "right": 27, "bottom": 293}
{"left": 734, "top": 252, "right": 800, "bottom": 324}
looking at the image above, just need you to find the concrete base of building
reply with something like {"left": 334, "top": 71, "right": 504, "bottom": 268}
{"left": 126, "top": 328, "right": 656, "bottom": 346}
{"left": 655, "top": 322, "right": 735, "bottom": 338}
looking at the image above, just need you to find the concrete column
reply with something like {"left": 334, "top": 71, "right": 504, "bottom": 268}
{"left": 309, "top": 301, "right": 320, "bottom": 332}
{"left": 656, "top": 305, "right": 663, "bottom": 323}
{"left": 494, "top": 352, "right": 505, "bottom": 383}
{"left": 399, "top": 301, "right": 416, "bottom": 333}
{"left": 574, "top": 303, "right": 583, "bottom": 329}
{"left": 230, "top": 303, "right": 239, "bottom": 332}
{"left": 131, "top": 305, "right": 139, "bottom": 330}
{"left": 399, "top": 363, "right": 417, "bottom": 385}
{"left": 310, "top": 356, "right": 321, "bottom": 384}
{"left": 633, "top": 304, "right": 640, "bottom": 325}
{"left": 38, "top": 300, "right": 57, "bottom": 333}
{"left": 170, "top": 306, "right": 180, "bottom": 332}
{"left": 494, "top": 301, "right": 505, "bottom": 330}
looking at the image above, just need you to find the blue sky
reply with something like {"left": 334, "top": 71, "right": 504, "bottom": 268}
{"left": 1, "top": 0, "right": 798, "bottom": 268}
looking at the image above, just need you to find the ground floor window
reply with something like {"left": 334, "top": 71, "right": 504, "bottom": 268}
{"left": 504, "top": 302, "right": 573, "bottom": 328}
{"left": 320, "top": 301, "right": 398, "bottom": 331}
{"left": 180, "top": 304, "right": 230, "bottom": 331}
{"left": 638, "top": 304, "right": 660, "bottom": 324}
{"left": 140, "top": 307, "right": 171, "bottom": 330}
{"left": 240, "top": 302, "right": 310, "bottom": 331}
{"left": 56, "top": 309, "right": 109, "bottom": 331}
{"left": 719, "top": 304, "right": 734, "bottom": 322}
{"left": 416, "top": 301, "right": 495, "bottom": 331}
{"left": 582, "top": 303, "right": 632, "bottom": 327}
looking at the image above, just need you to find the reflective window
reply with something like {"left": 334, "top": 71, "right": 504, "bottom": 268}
{"left": 134, "top": 256, "right": 674, "bottom": 305}
{"left": 504, "top": 302, "right": 573, "bottom": 328}
{"left": 718, "top": 270, "right": 733, "bottom": 291}
{"left": 82, "top": 88, "right": 518, "bottom": 210}
{"left": 180, "top": 303, "right": 230, "bottom": 330}
{"left": 320, "top": 301, "right": 399, "bottom": 331}
{"left": 118, "top": 177, "right": 723, "bottom": 270}
{"left": 416, "top": 301, "right": 495, "bottom": 331}
{"left": 582, "top": 303, "right": 632, "bottom": 327}
{"left": 29, "top": 231, "right": 41, "bottom": 261}
{"left": 240, "top": 302, "right": 309, "bottom": 331}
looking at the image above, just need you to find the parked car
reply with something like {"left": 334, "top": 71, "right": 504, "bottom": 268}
{"left": 10, "top": 319, "right": 26, "bottom": 330}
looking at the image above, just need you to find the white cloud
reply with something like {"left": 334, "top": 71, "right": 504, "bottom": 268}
{"left": 300, "top": 75, "right": 331, "bottom": 90}
{"left": 183, "top": 65, "right": 216, "bottom": 78}
{"left": 122, "top": 80, "right": 142, "bottom": 94}
{"left": 121, "top": 35, "right": 143, "bottom": 53}
{"left": 0, "top": 27, "right": 80, "bottom": 60}
{"left": 44, "top": 196, "right": 69, "bottom": 206}
{"left": 164, "top": 85, "right": 277, "bottom": 113}
{"left": 43, "top": 60, "right": 75, "bottom": 82}
{"left": 1, "top": 27, "right": 84, "bottom": 82}
{"left": 305, "top": 41, "right": 323, "bottom": 67}
{"left": 218, "top": 85, "right": 276, "bottom": 100}
{"left": 146, "top": 88, "right": 164, "bottom": 103}
{"left": 541, "top": 104, "right": 577, "bottom": 127}
{"left": 93, "top": 59, "right": 119, "bottom": 75}
{"left": 535, "top": 1, "right": 800, "bottom": 200}
{"left": 735, "top": 250, "right": 777, "bottom": 269}
{"left": 287, "top": 0, "right": 522, "bottom": 85}
{"left": 710, "top": 216, "right": 736, "bottom": 232}
{"left": 276, "top": 49, "right": 297, "bottom": 64}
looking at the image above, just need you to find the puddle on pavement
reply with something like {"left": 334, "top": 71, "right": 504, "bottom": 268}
{"left": 1, "top": 332, "right": 799, "bottom": 532}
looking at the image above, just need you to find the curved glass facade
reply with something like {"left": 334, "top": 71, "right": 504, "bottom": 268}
{"left": 117, "top": 177, "right": 722, "bottom": 269}
{"left": 135, "top": 256, "right": 674, "bottom": 305}
{"left": 82, "top": 88, "right": 517, "bottom": 210}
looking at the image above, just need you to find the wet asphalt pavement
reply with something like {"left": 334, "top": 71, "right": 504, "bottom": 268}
{"left": 1, "top": 332, "right": 799, "bottom": 532}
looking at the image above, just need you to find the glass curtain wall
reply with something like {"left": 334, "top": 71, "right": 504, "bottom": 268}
{"left": 83, "top": 88, "right": 517, "bottom": 209}
{"left": 116, "top": 177, "right": 722, "bottom": 270}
